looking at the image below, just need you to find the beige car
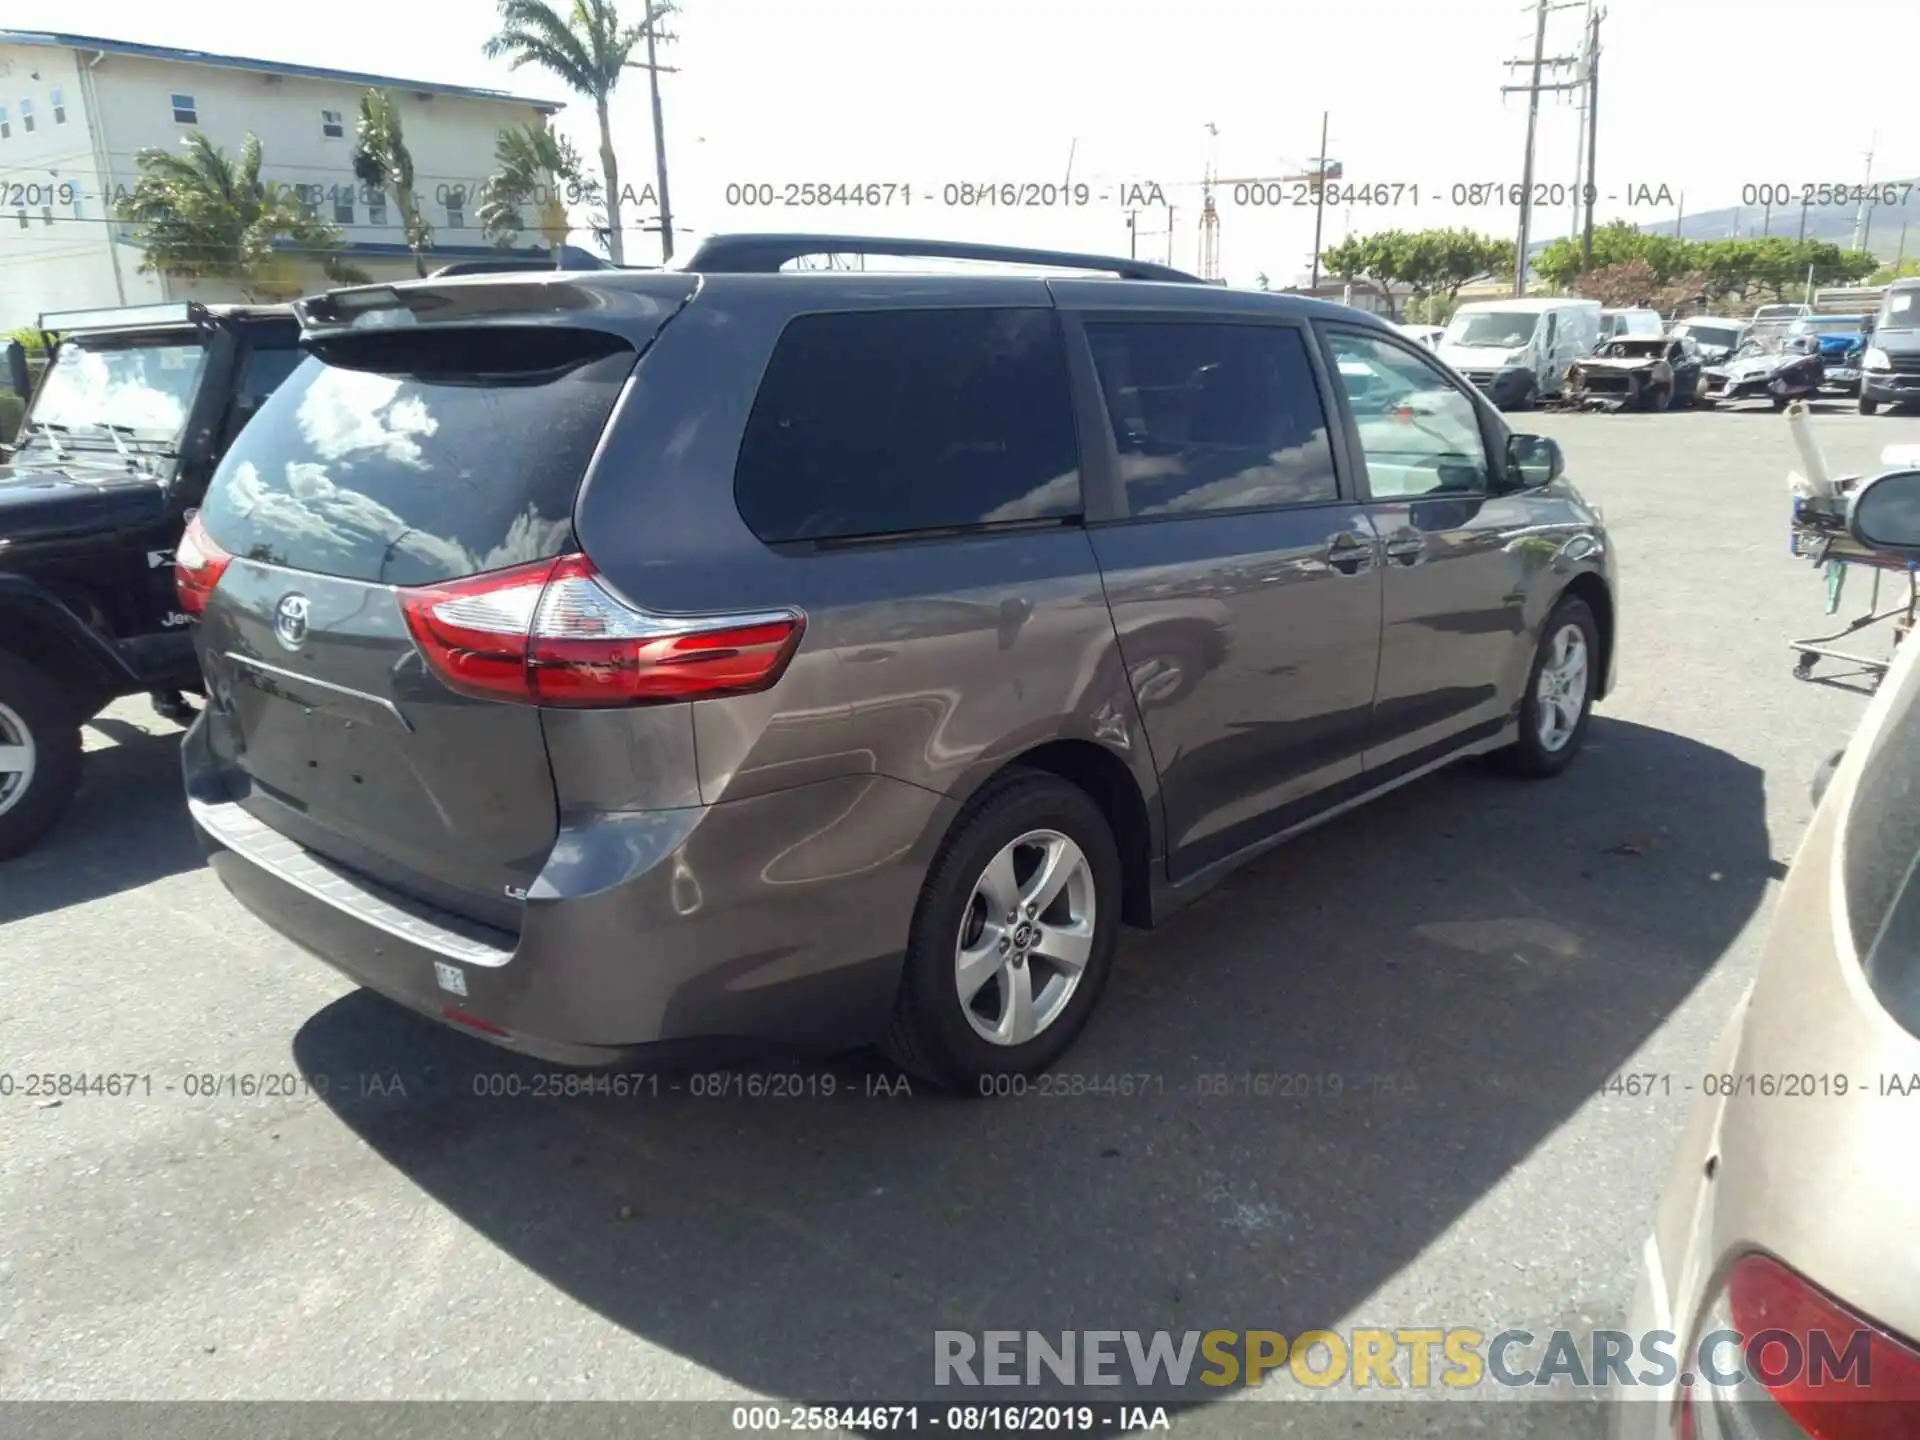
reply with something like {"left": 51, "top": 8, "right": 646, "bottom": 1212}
{"left": 1610, "top": 465, "right": 1920, "bottom": 1438}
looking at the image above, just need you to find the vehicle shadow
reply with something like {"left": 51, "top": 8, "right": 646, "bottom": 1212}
{"left": 0, "top": 715, "right": 201, "bottom": 923}
{"left": 293, "top": 716, "right": 1765, "bottom": 1423}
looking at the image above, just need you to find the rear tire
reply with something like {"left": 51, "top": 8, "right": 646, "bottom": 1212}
{"left": 882, "top": 770, "right": 1123, "bottom": 1093}
{"left": 1491, "top": 596, "right": 1599, "bottom": 780}
{"left": 0, "top": 652, "right": 84, "bottom": 861}
{"left": 1647, "top": 383, "right": 1671, "bottom": 413}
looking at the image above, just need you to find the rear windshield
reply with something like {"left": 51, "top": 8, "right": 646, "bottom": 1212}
{"left": 199, "top": 327, "right": 635, "bottom": 586}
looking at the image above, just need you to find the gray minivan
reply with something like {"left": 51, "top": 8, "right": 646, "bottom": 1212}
{"left": 177, "top": 234, "right": 1618, "bottom": 1089}
{"left": 1861, "top": 278, "right": 1920, "bottom": 414}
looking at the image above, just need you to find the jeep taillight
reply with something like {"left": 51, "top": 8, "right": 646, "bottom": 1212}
{"left": 174, "top": 513, "right": 233, "bottom": 617}
{"left": 396, "top": 553, "right": 804, "bottom": 708}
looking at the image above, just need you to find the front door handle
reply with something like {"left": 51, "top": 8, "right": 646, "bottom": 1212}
{"left": 1327, "top": 533, "right": 1374, "bottom": 575}
{"left": 1384, "top": 529, "right": 1427, "bottom": 566}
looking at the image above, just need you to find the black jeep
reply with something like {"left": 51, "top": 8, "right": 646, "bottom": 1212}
{"left": 0, "top": 301, "right": 302, "bottom": 858}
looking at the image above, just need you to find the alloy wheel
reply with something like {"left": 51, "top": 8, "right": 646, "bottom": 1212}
{"left": 954, "top": 829, "right": 1097, "bottom": 1046}
{"left": 1534, "top": 624, "right": 1590, "bottom": 753}
{"left": 0, "top": 701, "right": 38, "bottom": 819}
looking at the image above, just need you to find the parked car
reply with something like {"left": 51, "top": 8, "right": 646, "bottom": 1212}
{"left": 1668, "top": 316, "right": 1751, "bottom": 366}
{"left": 1565, "top": 334, "right": 1708, "bottom": 411}
{"left": 1395, "top": 323, "right": 1446, "bottom": 350}
{"left": 1700, "top": 332, "right": 1828, "bottom": 409}
{"left": 1436, "top": 296, "right": 1602, "bottom": 410}
{"left": 1748, "top": 302, "right": 1816, "bottom": 348}
{"left": 1785, "top": 314, "right": 1875, "bottom": 395}
{"left": 1861, "top": 278, "right": 1920, "bottom": 415}
{"left": 1598, "top": 307, "right": 1665, "bottom": 342}
{"left": 177, "top": 233, "right": 1616, "bottom": 1089}
{"left": 0, "top": 301, "right": 302, "bottom": 858}
{"left": 1609, "top": 460, "right": 1920, "bottom": 1440}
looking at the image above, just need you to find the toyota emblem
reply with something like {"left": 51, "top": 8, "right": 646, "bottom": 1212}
{"left": 274, "top": 593, "right": 311, "bottom": 651}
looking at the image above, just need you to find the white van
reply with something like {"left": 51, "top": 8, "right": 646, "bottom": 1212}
{"left": 1436, "top": 297, "right": 1602, "bottom": 409}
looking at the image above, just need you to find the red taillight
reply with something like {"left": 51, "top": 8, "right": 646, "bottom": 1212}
{"left": 396, "top": 553, "right": 804, "bottom": 708}
{"left": 174, "top": 512, "right": 233, "bottom": 617}
{"left": 1700, "top": 1252, "right": 1920, "bottom": 1439}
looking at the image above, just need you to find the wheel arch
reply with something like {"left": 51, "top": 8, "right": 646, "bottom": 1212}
{"left": 949, "top": 737, "right": 1160, "bottom": 930}
{"left": 0, "top": 583, "right": 128, "bottom": 719}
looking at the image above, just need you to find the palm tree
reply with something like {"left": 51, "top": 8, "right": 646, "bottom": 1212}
{"left": 351, "top": 90, "right": 433, "bottom": 276}
{"left": 482, "top": 0, "right": 656, "bottom": 265}
{"left": 477, "top": 122, "right": 603, "bottom": 258}
{"left": 115, "top": 132, "right": 367, "bottom": 298}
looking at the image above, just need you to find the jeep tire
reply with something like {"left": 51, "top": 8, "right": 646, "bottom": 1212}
{"left": 0, "top": 652, "right": 84, "bottom": 861}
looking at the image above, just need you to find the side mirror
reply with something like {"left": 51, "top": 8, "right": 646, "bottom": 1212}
{"left": 1507, "top": 433, "right": 1564, "bottom": 489}
{"left": 1848, "top": 468, "right": 1920, "bottom": 552}
{"left": 4, "top": 340, "right": 29, "bottom": 401}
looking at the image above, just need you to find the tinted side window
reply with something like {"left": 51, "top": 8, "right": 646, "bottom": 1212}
{"left": 1085, "top": 321, "right": 1337, "bottom": 516}
{"left": 237, "top": 342, "right": 304, "bottom": 407}
{"left": 201, "top": 327, "right": 635, "bottom": 586}
{"left": 733, "top": 308, "right": 1081, "bottom": 544}
{"left": 1325, "top": 330, "right": 1490, "bottom": 499}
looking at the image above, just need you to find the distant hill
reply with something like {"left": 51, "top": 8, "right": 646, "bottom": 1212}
{"left": 1529, "top": 179, "right": 1920, "bottom": 259}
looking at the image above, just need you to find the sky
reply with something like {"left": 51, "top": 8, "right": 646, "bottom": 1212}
{"left": 8, "top": 0, "right": 1920, "bottom": 284}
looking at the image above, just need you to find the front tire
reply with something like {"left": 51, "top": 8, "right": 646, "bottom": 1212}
{"left": 1859, "top": 394, "right": 1880, "bottom": 416}
{"left": 1492, "top": 596, "right": 1599, "bottom": 779}
{"left": 883, "top": 770, "right": 1123, "bottom": 1092}
{"left": 0, "top": 652, "right": 84, "bottom": 861}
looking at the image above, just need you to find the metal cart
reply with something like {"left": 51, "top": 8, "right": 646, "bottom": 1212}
{"left": 1789, "top": 492, "right": 1919, "bottom": 685}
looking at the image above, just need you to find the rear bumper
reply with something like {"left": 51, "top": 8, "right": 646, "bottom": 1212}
{"left": 184, "top": 714, "right": 949, "bottom": 1066}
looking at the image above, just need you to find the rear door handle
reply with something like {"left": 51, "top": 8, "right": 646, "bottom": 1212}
{"left": 1384, "top": 529, "right": 1427, "bottom": 566}
{"left": 1327, "top": 533, "right": 1374, "bottom": 575}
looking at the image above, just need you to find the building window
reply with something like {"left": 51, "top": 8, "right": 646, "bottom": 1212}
{"left": 367, "top": 192, "right": 388, "bottom": 226}
{"left": 20, "top": 99, "right": 34, "bottom": 134}
{"left": 333, "top": 191, "right": 354, "bottom": 225}
{"left": 321, "top": 108, "right": 344, "bottom": 139}
{"left": 41, "top": 206, "right": 53, "bottom": 226}
{"left": 0, "top": 104, "right": 9, "bottom": 140}
{"left": 444, "top": 187, "right": 465, "bottom": 229}
{"left": 14, "top": 210, "right": 25, "bottom": 230}
{"left": 292, "top": 183, "right": 320, "bottom": 220}
{"left": 50, "top": 87, "right": 65, "bottom": 124}
{"left": 170, "top": 93, "right": 196, "bottom": 124}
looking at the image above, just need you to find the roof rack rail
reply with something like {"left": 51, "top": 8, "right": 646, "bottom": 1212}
{"left": 37, "top": 300, "right": 218, "bottom": 335}
{"left": 680, "top": 232, "right": 1205, "bottom": 284}
{"left": 430, "top": 248, "right": 621, "bottom": 277}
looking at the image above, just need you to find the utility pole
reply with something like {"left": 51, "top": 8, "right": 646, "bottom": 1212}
{"left": 1126, "top": 210, "right": 1138, "bottom": 258}
{"left": 1852, "top": 130, "right": 1876, "bottom": 252}
{"left": 1582, "top": 4, "right": 1602, "bottom": 262}
{"left": 1568, "top": 0, "right": 1591, "bottom": 244}
{"left": 1798, "top": 198, "right": 1809, "bottom": 243}
{"left": 1309, "top": 110, "right": 1330, "bottom": 290}
{"left": 622, "top": 2, "right": 679, "bottom": 264}
{"left": 1165, "top": 203, "right": 1177, "bottom": 267}
{"left": 1501, "top": 0, "right": 1586, "bottom": 295}
{"left": 1674, "top": 192, "right": 1684, "bottom": 239}
{"left": 1762, "top": 198, "right": 1771, "bottom": 237}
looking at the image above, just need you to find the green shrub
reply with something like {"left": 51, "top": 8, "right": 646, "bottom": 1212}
{"left": 0, "top": 392, "right": 24, "bottom": 448}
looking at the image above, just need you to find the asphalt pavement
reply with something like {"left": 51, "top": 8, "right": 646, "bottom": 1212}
{"left": 3, "top": 400, "right": 1917, "bottom": 1435}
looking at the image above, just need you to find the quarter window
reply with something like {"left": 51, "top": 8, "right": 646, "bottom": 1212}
{"left": 1085, "top": 320, "right": 1338, "bottom": 516}
{"left": 735, "top": 308, "right": 1082, "bottom": 544}
{"left": 1325, "top": 330, "right": 1490, "bottom": 499}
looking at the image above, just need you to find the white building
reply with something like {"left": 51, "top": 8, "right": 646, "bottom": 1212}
{"left": 0, "top": 30, "right": 568, "bottom": 331}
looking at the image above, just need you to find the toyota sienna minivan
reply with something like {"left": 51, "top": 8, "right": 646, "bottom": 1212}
{"left": 177, "top": 233, "right": 1617, "bottom": 1090}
